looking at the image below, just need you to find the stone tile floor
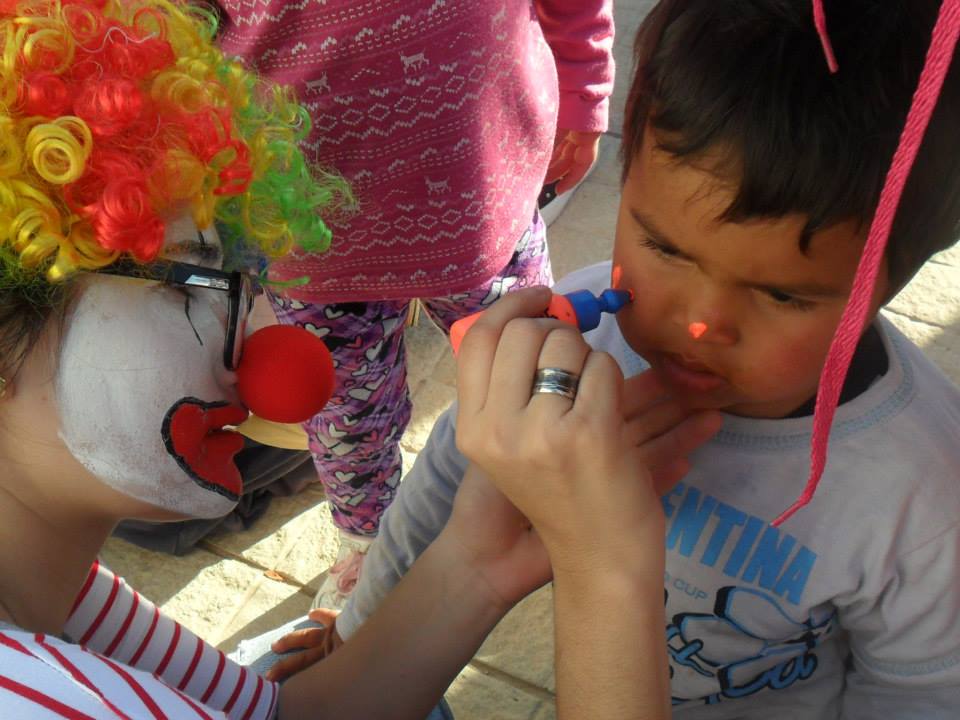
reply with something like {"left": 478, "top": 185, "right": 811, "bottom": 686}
{"left": 103, "top": 1, "right": 960, "bottom": 717}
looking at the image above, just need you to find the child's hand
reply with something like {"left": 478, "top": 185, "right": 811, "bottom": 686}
{"left": 455, "top": 287, "right": 722, "bottom": 576}
{"left": 264, "top": 608, "right": 343, "bottom": 682}
{"left": 546, "top": 129, "right": 601, "bottom": 195}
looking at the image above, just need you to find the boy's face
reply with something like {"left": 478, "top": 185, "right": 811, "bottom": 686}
{"left": 613, "top": 131, "right": 889, "bottom": 418}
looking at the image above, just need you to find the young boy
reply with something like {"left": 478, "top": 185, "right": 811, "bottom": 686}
{"left": 286, "top": 1, "right": 960, "bottom": 716}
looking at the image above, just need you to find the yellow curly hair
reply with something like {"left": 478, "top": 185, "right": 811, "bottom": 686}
{"left": 0, "top": 0, "right": 346, "bottom": 283}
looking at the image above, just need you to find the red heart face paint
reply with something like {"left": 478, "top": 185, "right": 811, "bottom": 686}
{"left": 162, "top": 398, "right": 249, "bottom": 500}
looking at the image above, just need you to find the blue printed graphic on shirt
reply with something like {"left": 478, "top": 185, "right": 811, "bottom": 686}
{"left": 661, "top": 483, "right": 835, "bottom": 706}
{"left": 662, "top": 482, "right": 817, "bottom": 605}
{"left": 666, "top": 586, "right": 836, "bottom": 706}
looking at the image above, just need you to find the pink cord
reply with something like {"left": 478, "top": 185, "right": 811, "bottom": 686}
{"left": 813, "top": 1, "right": 840, "bottom": 73}
{"left": 774, "top": 0, "right": 960, "bottom": 527}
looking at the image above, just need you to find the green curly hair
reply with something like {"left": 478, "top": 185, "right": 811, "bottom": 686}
{"left": 0, "top": 0, "right": 350, "bottom": 376}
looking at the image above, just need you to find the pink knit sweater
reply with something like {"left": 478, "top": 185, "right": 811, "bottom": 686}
{"left": 217, "top": 1, "right": 614, "bottom": 302}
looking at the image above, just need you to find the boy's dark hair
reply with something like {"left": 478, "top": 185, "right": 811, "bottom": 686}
{"left": 623, "top": 0, "right": 960, "bottom": 292}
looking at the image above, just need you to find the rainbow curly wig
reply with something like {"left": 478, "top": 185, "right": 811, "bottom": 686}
{"left": 0, "top": 0, "right": 347, "bottom": 289}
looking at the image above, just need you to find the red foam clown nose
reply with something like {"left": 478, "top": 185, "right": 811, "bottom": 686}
{"left": 236, "top": 325, "right": 335, "bottom": 423}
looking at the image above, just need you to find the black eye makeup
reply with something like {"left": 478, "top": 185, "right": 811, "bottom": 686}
{"left": 181, "top": 293, "right": 204, "bottom": 346}
{"left": 192, "top": 230, "right": 220, "bottom": 262}
{"left": 161, "top": 231, "right": 222, "bottom": 266}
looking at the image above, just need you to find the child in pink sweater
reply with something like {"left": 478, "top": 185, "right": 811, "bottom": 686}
{"left": 215, "top": 0, "right": 614, "bottom": 607}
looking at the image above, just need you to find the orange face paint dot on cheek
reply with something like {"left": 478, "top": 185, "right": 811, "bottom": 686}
{"left": 688, "top": 322, "right": 708, "bottom": 339}
{"left": 611, "top": 264, "right": 635, "bottom": 301}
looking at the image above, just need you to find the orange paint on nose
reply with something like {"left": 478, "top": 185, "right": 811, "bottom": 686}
{"left": 688, "top": 322, "right": 708, "bottom": 340}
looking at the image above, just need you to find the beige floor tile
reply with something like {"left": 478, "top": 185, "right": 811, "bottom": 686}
{"left": 401, "top": 376, "right": 458, "bottom": 455}
{"left": 932, "top": 243, "right": 960, "bottom": 266}
{"left": 101, "top": 538, "right": 262, "bottom": 642}
{"left": 547, "top": 181, "right": 620, "bottom": 282}
{"left": 609, "top": 0, "right": 657, "bottom": 135}
{"left": 202, "top": 490, "right": 338, "bottom": 586}
{"left": 266, "top": 500, "right": 340, "bottom": 592}
{"left": 446, "top": 665, "right": 546, "bottom": 720}
{"left": 887, "top": 261, "right": 960, "bottom": 328}
{"left": 429, "top": 339, "right": 458, "bottom": 388}
{"left": 475, "top": 586, "right": 556, "bottom": 693}
{"left": 400, "top": 444, "right": 421, "bottom": 477}
{"left": 405, "top": 312, "right": 451, "bottom": 392}
{"left": 607, "top": 55, "right": 630, "bottom": 137}
{"left": 882, "top": 309, "right": 960, "bottom": 384}
{"left": 529, "top": 703, "right": 557, "bottom": 720}
{"left": 214, "top": 576, "right": 312, "bottom": 653}
{"left": 615, "top": 0, "right": 658, "bottom": 33}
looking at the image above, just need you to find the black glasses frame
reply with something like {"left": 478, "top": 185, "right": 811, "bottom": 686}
{"left": 98, "top": 259, "right": 256, "bottom": 371}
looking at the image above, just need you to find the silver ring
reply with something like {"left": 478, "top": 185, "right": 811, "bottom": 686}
{"left": 531, "top": 367, "right": 580, "bottom": 401}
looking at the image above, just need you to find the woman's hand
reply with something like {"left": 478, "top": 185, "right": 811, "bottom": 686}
{"left": 454, "top": 287, "right": 721, "bottom": 575}
{"left": 454, "top": 287, "right": 716, "bottom": 720}
{"left": 442, "top": 463, "right": 552, "bottom": 611}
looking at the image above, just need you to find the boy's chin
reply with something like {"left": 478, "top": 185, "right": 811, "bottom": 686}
{"left": 708, "top": 396, "right": 810, "bottom": 420}
{"left": 673, "top": 392, "right": 733, "bottom": 413}
{"left": 668, "top": 386, "right": 780, "bottom": 418}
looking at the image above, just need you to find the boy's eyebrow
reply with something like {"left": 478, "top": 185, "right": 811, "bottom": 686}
{"left": 629, "top": 208, "right": 846, "bottom": 298}
{"left": 630, "top": 208, "right": 693, "bottom": 258}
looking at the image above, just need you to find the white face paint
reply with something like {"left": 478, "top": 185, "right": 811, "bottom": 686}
{"left": 56, "top": 214, "right": 246, "bottom": 519}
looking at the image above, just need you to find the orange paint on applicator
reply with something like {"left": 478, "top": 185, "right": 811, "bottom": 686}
{"left": 449, "top": 263, "right": 635, "bottom": 355}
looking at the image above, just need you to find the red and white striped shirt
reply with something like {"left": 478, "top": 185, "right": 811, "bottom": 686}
{"left": 0, "top": 561, "right": 278, "bottom": 719}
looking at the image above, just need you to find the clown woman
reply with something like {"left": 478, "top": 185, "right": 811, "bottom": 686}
{"left": 0, "top": 2, "right": 559, "bottom": 717}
